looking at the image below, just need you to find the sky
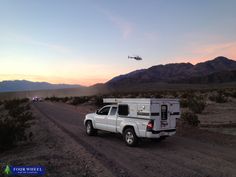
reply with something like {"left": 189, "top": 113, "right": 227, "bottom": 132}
{"left": 0, "top": 0, "right": 236, "bottom": 86}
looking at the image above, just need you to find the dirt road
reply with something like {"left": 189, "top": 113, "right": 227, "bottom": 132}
{"left": 33, "top": 102, "right": 236, "bottom": 177}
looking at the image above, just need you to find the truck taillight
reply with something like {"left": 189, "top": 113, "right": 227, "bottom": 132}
{"left": 146, "top": 120, "right": 154, "bottom": 131}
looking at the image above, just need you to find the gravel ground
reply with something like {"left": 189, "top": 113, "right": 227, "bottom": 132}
{"left": 1, "top": 101, "right": 236, "bottom": 177}
{"left": 0, "top": 104, "right": 113, "bottom": 177}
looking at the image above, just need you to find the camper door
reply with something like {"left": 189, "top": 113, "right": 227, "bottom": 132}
{"left": 160, "top": 103, "right": 171, "bottom": 129}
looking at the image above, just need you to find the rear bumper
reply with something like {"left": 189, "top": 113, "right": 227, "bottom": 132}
{"left": 151, "top": 128, "right": 176, "bottom": 134}
{"left": 145, "top": 129, "right": 176, "bottom": 138}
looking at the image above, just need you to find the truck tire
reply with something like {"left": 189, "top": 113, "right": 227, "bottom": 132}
{"left": 123, "top": 128, "right": 138, "bottom": 147}
{"left": 86, "top": 121, "right": 97, "bottom": 136}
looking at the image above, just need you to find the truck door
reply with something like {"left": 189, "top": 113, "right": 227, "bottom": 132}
{"left": 94, "top": 106, "right": 110, "bottom": 131}
{"left": 106, "top": 106, "right": 117, "bottom": 132}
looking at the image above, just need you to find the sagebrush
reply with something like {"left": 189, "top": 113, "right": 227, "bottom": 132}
{"left": 0, "top": 98, "right": 34, "bottom": 150}
{"left": 181, "top": 111, "right": 200, "bottom": 126}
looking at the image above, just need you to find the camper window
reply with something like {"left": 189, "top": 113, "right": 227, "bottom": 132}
{"left": 118, "top": 104, "right": 129, "bottom": 116}
{"left": 161, "top": 105, "right": 168, "bottom": 120}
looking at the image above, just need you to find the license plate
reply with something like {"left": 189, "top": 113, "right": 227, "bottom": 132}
{"left": 160, "top": 132, "right": 166, "bottom": 136}
{"left": 161, "top": 121, "right": 168, "bottom": 127}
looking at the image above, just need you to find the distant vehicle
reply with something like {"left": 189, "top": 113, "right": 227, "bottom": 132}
{"left": 84, "top": 98, "right": 180, "bottom": 146}
{"left": 32, "top": 97, "right": 39, "bottom": 102}
{"left": 32, "top": 97, "right": 43, "bottom": 102}
{"left": 128, "top": 55, "right": 142, "bottom": 60}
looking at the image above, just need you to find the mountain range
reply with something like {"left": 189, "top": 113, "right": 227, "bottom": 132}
{"left": 0, "top": 80, "right": 82, "bottom": 93}
{"left": 0, "top": 56, "right": 236, "bottom": 93}
{"left": 106, "top": 56, "right": 236, "bottom": 89}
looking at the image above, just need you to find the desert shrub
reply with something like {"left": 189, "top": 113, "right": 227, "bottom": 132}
{"left": 71, "top": 96, "right": 89, "bottom": 105}
{"left": 231, "top": 91, "right": 236, "bottom": 98}
{"left": 180, "top": 99, "right": 188, "bottom": 108}
{"left": 225, "top": 90, "right": 236, "bottom": 98}
{"left": 181, "top": 91, "right": 194, "bottom": 99}
{"left": 46, "top": 96, "right": 72, "bottom": 103}
{"left": 45, "top": 96, "right": 72, "bottom": 102}
{"left": 46, "top": 96, "right": 61, "bottom": 102}
{"left": 209, "top": 90, "right": 228, "bottom": 103}
{"left": 94, "top": 96, "right": 103, "bottom": 107}
{"left": 61, "top": 97, "right": 70, "bottom": 103}
{"left": 188, "top": 96, "right": 206, "bottom": 114}
{"left": 0, "top": 99, "right": 34, "bottom": 150}
{"left": 153, "top": 93, "right": 163, "bottom": 98}
{"left": 170, "top": 91, "right": 178, "bottom": 98}
{"left": 180, "top": 95, "right": 206, "bottom": 113}
{"left": 8, "top": 104, "right": 30, "bottom": 118}
{"left": 181, "top": 111, "right": 200, "bottom": 126}
{"left": 4, "top": 98, "right": 29, "bottom": 110}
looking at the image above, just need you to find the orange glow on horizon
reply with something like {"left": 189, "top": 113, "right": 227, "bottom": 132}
{"left": 174, "top": 42, "right": 236, "bottom": 64}
{"left": 176, "top": 55, "right": 236, "bottom": 65}
{"left": 1, "top": 42, "right": 236, "bottom": 86}
{"left": 0, "top": 74, "right": 113, "bottom": 86}
{"left": 2, "top": 53, "right": 236, "bottom": 86}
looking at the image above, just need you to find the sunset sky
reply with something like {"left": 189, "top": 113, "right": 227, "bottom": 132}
{"left": 1, "top": 0, "right": 236, "bottom": 86}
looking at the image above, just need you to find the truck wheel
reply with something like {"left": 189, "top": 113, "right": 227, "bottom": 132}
{"left": 123, "top": 128, "right": 138, "bottom": 147}
{"left": 86, "top": 121, "right": 97, "bottom": 136}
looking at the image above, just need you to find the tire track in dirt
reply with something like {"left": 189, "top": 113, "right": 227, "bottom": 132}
{"left": 33, "top": 103, "right": 136, "bottom": 177}
{"left": 33, "top": 102, "right": 236, "bottom": 177}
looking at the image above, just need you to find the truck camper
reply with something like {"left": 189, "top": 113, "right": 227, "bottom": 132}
{"left": 84, "top": 98, "right": 180, "bottom": 146}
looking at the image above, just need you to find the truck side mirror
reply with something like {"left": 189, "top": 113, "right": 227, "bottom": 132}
{"left": 96, "top": 109, "right": 99, "bottom": 114}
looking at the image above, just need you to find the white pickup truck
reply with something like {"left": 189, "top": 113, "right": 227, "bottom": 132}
{"left": 84, "top": 98, "right": 180, "bottom": 146}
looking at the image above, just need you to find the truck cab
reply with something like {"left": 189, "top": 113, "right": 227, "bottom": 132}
{"left": 84, "top": 98, "right": 180, "bottom": 146}
{"left": 94, "top": 105, "right": 117, "bottom": 132}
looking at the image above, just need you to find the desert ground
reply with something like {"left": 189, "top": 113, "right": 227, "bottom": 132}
{"left": 1, "top": 98, "right": 236, "bottom": 177}
{"left": 199, "top": 98, "right": 236, "bottom": 127}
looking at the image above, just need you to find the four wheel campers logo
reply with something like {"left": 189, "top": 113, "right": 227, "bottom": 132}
{"left": 2, "top": 164, "right": 45, "bottom": 176}
{"left": 3, "top": 165, "right": 11, "bottom": 175}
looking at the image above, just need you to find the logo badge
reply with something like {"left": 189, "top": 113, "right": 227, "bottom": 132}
{"left": 4, "top": 165, "right": 12, "bottom": 175}
{"left": 2, "top": 165, "right": 45, "bottom": 175}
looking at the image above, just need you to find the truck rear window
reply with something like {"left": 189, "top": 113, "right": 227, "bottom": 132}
{"left": 118, "top": 104, "right": 129, "bottom": 116}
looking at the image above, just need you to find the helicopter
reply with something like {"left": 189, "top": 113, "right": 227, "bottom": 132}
{"left": 128, "top": 55, "right": 142, "bottom": 61}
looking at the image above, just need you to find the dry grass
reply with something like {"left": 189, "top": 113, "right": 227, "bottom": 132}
{"left": 198, "top": 98, "right": 236, "bottom": 126}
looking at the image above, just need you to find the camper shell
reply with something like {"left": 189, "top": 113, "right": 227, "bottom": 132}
{"left": 84, "top": 98, "right": 180, "bottom": 146}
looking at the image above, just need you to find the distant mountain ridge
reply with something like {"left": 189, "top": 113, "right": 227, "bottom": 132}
{"left": 0, "top": 80, "right": 82, "bottom": 93}
{"left": 106, "top": 56, "right": 236, "bottom": 88}
{"left": 1, "top": 56, "right": 236, "bottom": 93}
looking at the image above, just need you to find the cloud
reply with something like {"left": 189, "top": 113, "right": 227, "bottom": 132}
{"left": 97, "top": 7, "right": 133, "bottom": 39}
{"left": 192, "top": 41, "right": 236, "bottom": 60}
{"left": 166, "top": 41, "right": 236, "bottom": 65}
{"left": 29, "top": 40, "right": 71, "bottom": 53}
{"left": 5, "top": 34, "right": 71, "bottom": 53}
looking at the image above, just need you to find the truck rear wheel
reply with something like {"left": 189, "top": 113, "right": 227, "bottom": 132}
{"left": 123, "top": 128, "right": 138, "bottom": 147}
{"left": 86, "top": 121, "right": 97, "bottom": 136}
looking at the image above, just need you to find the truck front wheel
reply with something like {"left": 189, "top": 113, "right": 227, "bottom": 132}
{"left": 123, "top": 128, "right": 138, "bottom": 147}
{"left": 86, "top": 121, "right": 97, "bottom": 136}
